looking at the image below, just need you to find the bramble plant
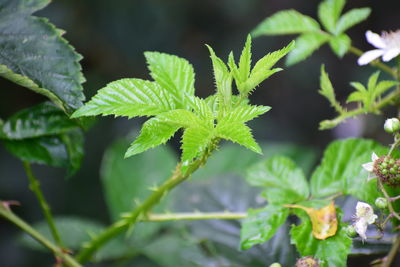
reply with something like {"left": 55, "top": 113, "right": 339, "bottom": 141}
{"left": 2, "top": 0, "right": 400, "bottom": 266}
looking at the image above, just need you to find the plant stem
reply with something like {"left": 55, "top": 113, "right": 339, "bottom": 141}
{"left": 22, "top": 162, "right": 62, "bottom": 247}
{"left": 349, "top": 46, "right": 396, "bottom": 78}
{"left": 0, "top": 202, "right": 81, "bottom": 267}
{"left": 382, "top": 234, "right": 400, "bottom": 267}
{"left": 378, "top": 179, "right": 400, "bottom": 221}
{"left": 76, "top": 140, "right": 219, "bottom": 263}
{"left": 320, "top": 88, "right": 400, "bottom": 129}
{"left": 143, "top": 212, "right": 248, "bottom": 222}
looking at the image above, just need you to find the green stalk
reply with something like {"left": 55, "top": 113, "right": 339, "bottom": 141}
{"left": 145, "top": 212, "right": 247, "bottom": 222}
{"left": 0, "top": 203, "right": 81, "bottom": 267}
{"left": 22, "top": 162, "right": 62, "bottom": 247}
{"left": 76, "top": 140, "right": 219, "bottom": 263}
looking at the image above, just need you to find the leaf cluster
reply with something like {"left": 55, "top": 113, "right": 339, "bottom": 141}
{"left": 72, "top": 36, "right": 294, "bottom": 163}
{"left": 240, "top": 138, "right": 387, "bottom": 266}
{"left": 252, "top": 0, "right": 371, "bottom": 65}
{"left": 319, "top": 67, "right": 398, "bottom": 129}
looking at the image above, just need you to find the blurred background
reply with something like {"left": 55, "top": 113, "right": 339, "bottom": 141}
{"left": 1, "top": 0, "right": 399, "bottom": 266}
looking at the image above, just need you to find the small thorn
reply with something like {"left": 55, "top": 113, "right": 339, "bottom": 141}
{"left": 1, "top": 200, "right": 21, "bottom": 211}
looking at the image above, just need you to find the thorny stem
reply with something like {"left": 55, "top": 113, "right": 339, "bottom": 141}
{"left": 381, "top": 214, "right": 394, "bottom": 228}
{"left": 22, "top": 162, "right": 62, "bottom": 247}
{"left": 76, "top": 139, "right": 219, "bottom": 263}
{"left": 390, "top": 195, "right": 400, "bottom": 202}
{"left": 388, "top": 135, "right": 400, "bottom": 156}
{"left": 348, "top": 46, "right": 396, "bottom": 78}
{"left": 381, "top": 234, "right": 400, "bottom": 267}
{"left": 0, "top": 202, "right": 81, "bottom": 267}
{"left": 144, "top": 212, "right": 248, "bottom": 222}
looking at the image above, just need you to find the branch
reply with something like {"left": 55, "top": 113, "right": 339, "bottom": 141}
{"left": 381, "top": 234, "right": 400, "bottom": 267}
{"left": 0, "top": 202, "right": 81, "bottom": 267}
{"left": 22, "top": 162, "right": 62, "bottom": 247}
{"left": 76, "top": 139, "right": 219, "bottom": 263}
{"left": 143, "top": 212, "right": 248, "bottom": 222}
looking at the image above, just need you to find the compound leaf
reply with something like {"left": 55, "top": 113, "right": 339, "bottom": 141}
{"left": 286, "top": 33, "right": 330, "bottom": 66}
{"left": 335, "top": 8, "right": 371, "bottom": 35}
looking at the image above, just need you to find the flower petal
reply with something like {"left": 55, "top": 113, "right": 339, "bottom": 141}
{"left": 354, "top": 219, "right": 368, "bottom": 240}
{"left": 366, "top": 31, "right": 386, "bottom": 49}
{"left": 382, "top": 49, "right": 400, "bottom": 62}
{"left": 362, "top": 162, "right": 374, "bottom": 172}
{"left": 358, "top": 49, "right": 385, "bottom": 65}
{"left": 371, "top": 152, "right": 379, "bottom": 161}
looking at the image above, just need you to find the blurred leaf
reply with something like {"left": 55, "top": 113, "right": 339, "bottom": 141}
{"left": 0, "top": 0, "right": 85, "bottom": 113}
{"left": 72, "top": 79, "right": 176, "bottom": 119}
{"left": 240, "top": 205, "right": 289, "bottom": 250}
{"left": 310, "top": 139, "right": 385, "bottom": 204}
{"left": 1, "top": 102, "right": 77, "bottom": 140}
{"left": 2, "top": 128, "right": 83, "bottom": 175}
{"left": 335, "top": 8, "right": 371, "bottom": 35}
{"left": 174, "top": 174, "right": 296, "bottom": 266}
{"left": 145, "top": 51, "right": 195, "bottom": 109}
{"left": 290, "top": 212, "right": 352, "bottom": 267}
{"left": 101, "top": 137, "right": 177, "bottom": 248}
{"left": 252, "top": 10, "right": 320, "bottom": 37}
{"left": 286, "top": 33, "right": 330, "bottom": 66}
{"left": 246, "top": 156, "right": 309, "bottom": 204}
{"left": 20, "top": 216, "right": 105, "bottom": 251}
{"left": 318, "top": 0, "right": 345, "bottom": 33}
{"left": 319, "top": 65, "right": 343, "bottom": 114}
{"left": 329, "top": 34, "right": 351, "bottom": 57}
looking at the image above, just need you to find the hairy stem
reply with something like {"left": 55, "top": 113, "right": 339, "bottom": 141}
{"left": 382, "top": 234, "right": 400, "bottom": 267}
{"left": 349, "top": 46, "right": 396, "bottom": 78}
{"left": 76, "top": 140, "right": 218, "bottom": 263}
{"left": 0, "top": 202, "right": 81, "bottom": 267}
{"left": 22, "top": 162, "right": 62, "bottom": 247}
{"left": 144, "top": 212, "right": 248, "bottom": 222}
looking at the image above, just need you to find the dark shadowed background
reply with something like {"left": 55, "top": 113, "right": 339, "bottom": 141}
{"left": 1, "top": 0, "right": 399, "bottom": 266}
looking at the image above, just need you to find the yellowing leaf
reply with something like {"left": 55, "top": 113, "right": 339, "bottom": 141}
{"left": 286, "top": 201, "right": 338, "bottom": 240}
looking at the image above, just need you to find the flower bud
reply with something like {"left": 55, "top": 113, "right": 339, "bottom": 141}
{"left": 270, "top": 263, "right": 282, "bottom": 267}
{"left": 384, "top": 118, "right": 400, "bottom": 133}
{"left": 344, "top": 225, "right": 357, "bottom": 238}
{"left": 375, "top": 197, "right": 388, "bottom": 209}
{"left": 295, "top": 256, "right": 320, "bottom": 267}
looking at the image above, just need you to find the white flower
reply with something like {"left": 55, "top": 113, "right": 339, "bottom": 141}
{"left": 358, "top": 30, "right": 400, "bottom": 65}
{"left": 362, "top": 152, "right": 378, "bottom": 172}
{"left": 353, "top": 202, "right": 378, "bottom": 240}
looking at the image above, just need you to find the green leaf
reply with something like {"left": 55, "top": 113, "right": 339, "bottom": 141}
{"left": 181, "top": 126, "right": 214, "bottom": 162}
{"left": 222, "top": 105, "right": 271, "bottom": 124}
{"left": 187, "top": 96, "right": 214, "bottom": 124}
{"left": 251, "top": 41, "right": 294, "bottom": 75}
{"left": 319, "top": 65, "right": 343, "bottom": 113}
{"left": 318, "top": 0, "right": 345, "bottom": 32}
{"left": 246, "top": 156, "right": 309, "bottom": 204}
{"left": 71, "top": 79, "right": 175, "bottom": 119}
{"left": 238, "top": 35, "right": 252, "bottom": 84}
{"left": 290, "top": 212, "right": 352, "bottom": 267}
{"left": 244, "top": 68, "right": 282, "bottom": 94}
{"left": 216, "top": 121, "right": 261, "bottom": 154}
{"left": 0, "top": 102, "right": 77, "bottom": 140}
{"left": 20, "top": 216, "right": 105, "bottom": 251}
{"left": 335, "top": 8, "right": 371, "bottom": 35}
{"left": 101, "top": 138, "right": 176, "bottom": 221}
{"left": 3, "top": 128, "right": 84, "bottom": 175}
{"left": 310, "top": 138, "right": 384, "bottom": 203}
{"left": 251, "top": 10, "right": 320, "bottom": 37}
{"left": 0, "top": 0, "right": 85, "bottom": 114}
{"left": 240, "top": 205, "right": 289, "bottom": 250}
{"left": 375, "top": 80, "right": 398, "bottom": 96}
{"left": 125, "top": 109, "right": 201, "bottom": 157}
{"left": 329, "top": 34, "right": 351, "bottom": 57}
{"left": 206, "top": 45, "right": 232, "bottom": 110}
{"left": 286, "top": 33, "right": 330, "bottom": 66}
{"left": 144, "top": 51, "right": 195, "bottom": 109}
